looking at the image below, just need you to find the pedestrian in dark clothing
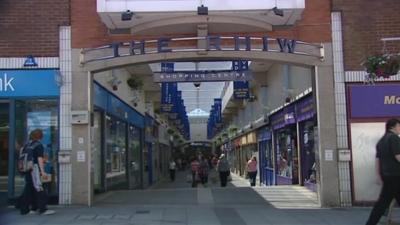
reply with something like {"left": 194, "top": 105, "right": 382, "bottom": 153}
{"left": 169, "top": 159, "right": 176, "bottom": 181}
{"left": 19, "top": 129, "right": 55, "bottom": 215}
{"left": 366, "top": 118, "right": 400, "bottom": 225}
{"left": 217, "top": 154, "right": 230, "bottom": 187}
{"left": 199, "top": 156, "right": 209, "bottom": 185}
{"left": 190, "top": 158, "right": 200, "bottom": 187}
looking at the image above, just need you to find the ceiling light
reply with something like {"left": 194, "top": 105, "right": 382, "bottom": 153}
{"left": 272, "top": 7, "right": 284, "bottom": 17}
{"left": 121, "top": 10, "right": 134, "bottom": 21}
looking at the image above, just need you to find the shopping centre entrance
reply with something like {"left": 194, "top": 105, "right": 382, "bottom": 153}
{"left": 69, "top": 35, "right": 339, "bottom": 207}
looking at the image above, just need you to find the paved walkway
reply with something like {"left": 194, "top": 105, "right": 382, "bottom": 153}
{"left": 0, "top": 170, "right": 398, "bottom": 225}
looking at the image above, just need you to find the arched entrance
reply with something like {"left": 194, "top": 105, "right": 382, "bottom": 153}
{"left": 69, "top": 36, "right": 339, "bottom": 207}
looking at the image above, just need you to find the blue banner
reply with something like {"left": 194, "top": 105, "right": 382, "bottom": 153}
{"left": 161, "top": 82, "right": 177, "bottom": 113}
{"left": 232, "top": 60, "right": 249, "bottom": 71}
{"left": 0, "top": 70, "right": 59, "bottom": 97}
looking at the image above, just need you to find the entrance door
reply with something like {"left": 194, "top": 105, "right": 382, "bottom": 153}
{"left": 0, "top": 102, "right": 9, "bottom": 205}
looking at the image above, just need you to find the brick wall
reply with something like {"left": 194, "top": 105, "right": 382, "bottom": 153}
{"left": 333, "top": 0, "right": 400, "bottom": 70}
{"left": 72, "top": 0, "right": 331, "bottom": 48}
{"left": 0, "top": 0, "right": 70, "bottom": 57}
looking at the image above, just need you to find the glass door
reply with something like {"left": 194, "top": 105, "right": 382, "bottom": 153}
{"left": 0, "top": 101, "right": 9, "bottom": 205}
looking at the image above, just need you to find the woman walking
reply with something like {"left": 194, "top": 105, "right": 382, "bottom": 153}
{"left": 247, "top": 156, "right": 258, "bottom": 187}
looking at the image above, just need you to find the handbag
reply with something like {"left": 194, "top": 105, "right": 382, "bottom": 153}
{"left": 40, "top": 174, "right": 52, "bottom": 183}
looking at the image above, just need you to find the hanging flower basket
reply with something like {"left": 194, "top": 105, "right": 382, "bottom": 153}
{"left": 363, "top": 54, "right": 400, "bottom": 82}
{"left": 126, "top": 77, "right": 143, "bottom": 89}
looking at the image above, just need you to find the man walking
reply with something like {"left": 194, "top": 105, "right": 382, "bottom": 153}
{"left": 366, "top": 118, "right": 400, "bottom": 225}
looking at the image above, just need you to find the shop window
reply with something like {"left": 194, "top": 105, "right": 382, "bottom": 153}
{"left": 92, "top": 111, "right": 103, "bottom": 192}
{"left": 276, "top": 127, "right": 298, "bottom": 184}
{"left": 105, "top": 116, "right": 127, "bottom": 179}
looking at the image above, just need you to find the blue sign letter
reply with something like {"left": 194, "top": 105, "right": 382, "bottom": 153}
{"left": 234, "top": 36, "right": 251, "bottom": 51}
{"left": 130, "top": 40, "right": 145, "bottom": 55}
{"left": 277, "top": 38, "right": 296, "bottom": 53}
{"left": 158, "top": 38, "right": 172, "bottom": 53}
{"left": 263, "top": 36, "right": 269, "bottom": 51}
{"left": 207, "top": 36, "right": 222, "bottom": 50}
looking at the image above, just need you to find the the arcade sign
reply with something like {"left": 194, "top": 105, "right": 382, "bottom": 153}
{"left": 82, "top": 35, "right": 304, "bottom": 64}
{"left": 153, "top": 70, "right": 251, "bottom": 82}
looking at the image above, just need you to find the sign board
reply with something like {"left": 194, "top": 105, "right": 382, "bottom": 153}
{"left": 325, "top": 149, "right": 334, "bottom": 161}
{"left": 338, "top": 149, "right": 351, "bottom": 162}
{"left": 233, "top": 81, "right": 250, "bottom": 99}
{"left": 153, "top": 70, "right": 251, "bottom": 83}
{"left": 349, "top": 84, "right": 400, "bottom": 118}
{"left": 0, "top": 70, "right": 60, "bottom": 97}
{"left": 77, "top": 151, "right": 86, "bottom": 162}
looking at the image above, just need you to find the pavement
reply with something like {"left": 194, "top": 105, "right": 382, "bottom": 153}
{"left": 0, "top": 170, "right": 398, "bottom": 225}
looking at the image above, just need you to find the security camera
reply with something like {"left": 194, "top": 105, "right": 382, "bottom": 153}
{"left": 272, "top": 7, "right": 284, "bottom": 17}
{"left": 121, "top": 10, "right": 134, "bottom": 21}
{"left": 193, "top": 82, "right": 201, "bottom": 88}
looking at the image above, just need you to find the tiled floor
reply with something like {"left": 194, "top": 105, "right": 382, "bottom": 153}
{"left": 0, "top": 171, "right": 396, "bottom": 225}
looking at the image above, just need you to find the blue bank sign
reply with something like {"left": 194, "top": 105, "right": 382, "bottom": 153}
{"left": 0, "top": 70, "right": 60, "bottom": 98}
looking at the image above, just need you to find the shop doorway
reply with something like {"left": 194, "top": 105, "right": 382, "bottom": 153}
{"left": 0, "top": 101, "right": 9, "bottom": 205}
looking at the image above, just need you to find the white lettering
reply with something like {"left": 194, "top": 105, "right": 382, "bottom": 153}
{"left": 0, "top": 73, "right": 15, "bottom": 91}
{"left": 384, "top": 96, "right": 400, "bottom": 104}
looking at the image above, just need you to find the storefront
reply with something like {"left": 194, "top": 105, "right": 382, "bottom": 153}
{"left": 270, "top": 105, "right": 299, "bottom": 185}
{"left": 347, "top": 83, "right": 400, "bottom": 203}
{"left": 144, "top": 115, "right": 155, "bottom": 187}
{"left": 232, "top": 138, "right": 241, "bottom": 175}
{"left": 257, "top": 128, "right": 273, "bottom": 186}
{"left": 295, "top": 95, "right": 317, "bottom": 192}
{"left": 0, "top": 70, "right": 60, "bottom": 203}
{"left": 93, "top": 82, "right": 144, "bottom": 192}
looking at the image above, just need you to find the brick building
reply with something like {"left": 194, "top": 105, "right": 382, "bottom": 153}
{"left": 1, "top": 0, "right": 399, "bottom": 207}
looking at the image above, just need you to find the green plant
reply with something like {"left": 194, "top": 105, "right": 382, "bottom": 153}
{"left": 167, "top": 128, "right": 174, "bottom": 134}
{"left": 363, "top": 54, "right": 400, "bottom": 80}
{"left": 126, "top": 77, "right": 143, "bottom": 89}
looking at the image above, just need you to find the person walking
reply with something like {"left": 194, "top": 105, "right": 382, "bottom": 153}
{"left": 190, "top": 158, "right": 200, "bottom": 187}
{"left": 169, "top": 159, "right": 176, "bottom": 182}
{"left": 217, "top": 154, "right": 230, "bottom": 187}
{"left": 199, "top": 156, "right": 209, "bottom": 186}
{"left": 19, "top": 129, "right": 55, "bottom": 215}
{"left": 365, "top": 118, "right": 400, "bottom": 225}
{"left": 247, "top": 156, "right": 258, "bottom": 187}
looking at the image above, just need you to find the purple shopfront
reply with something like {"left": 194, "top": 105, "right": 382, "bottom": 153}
{"left": 269, "top": 94, "right": 317, "bottom": 191}
{"left": 295, "top": 96, "right": 317, "bottom": 192}
{"left": 270, "top": 105, "right": 298, "bottom": 185}
{"left": 347, "top": 83, "right": 400, "bottom": 203}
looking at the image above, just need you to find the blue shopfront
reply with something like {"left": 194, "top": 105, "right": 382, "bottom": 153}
{"left": 0, "top": 70, "right": 60, "bottom": 205}
{"left": 144, "top": 115, "right": 155, "bottom": 187}
{"left": 257, "top": 128, "right": 273, "bottom": 186}
{"left": 93, "top": 82, "right": 145, "bottom": 192}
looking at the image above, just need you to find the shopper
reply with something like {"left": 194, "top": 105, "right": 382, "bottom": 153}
{"left": 365, "top": 118, "right": 400, "bottom": 225}
{"left": 19, "top": 129, "right": 55, "bottom": 215}
{"left": 217, "top": 154, "right": 230, "bottom": 187}
{"left": 199, "top": 156, "right": 209, "bottom": 185}
{"left": 190, "top": 158, "right": 200, "bottom": 187}
{"left": 247, "top": 156, "right": 258, "bottom": 186}
{"left": 169, "top": 159, "right": 177, "bottom": 181}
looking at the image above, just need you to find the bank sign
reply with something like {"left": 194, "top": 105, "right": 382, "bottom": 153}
{"left": 349, "top": 84, "right": 400, "bottom": 118}
{"left": 0, "top": 70, "right": 60, "bottom": 98}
